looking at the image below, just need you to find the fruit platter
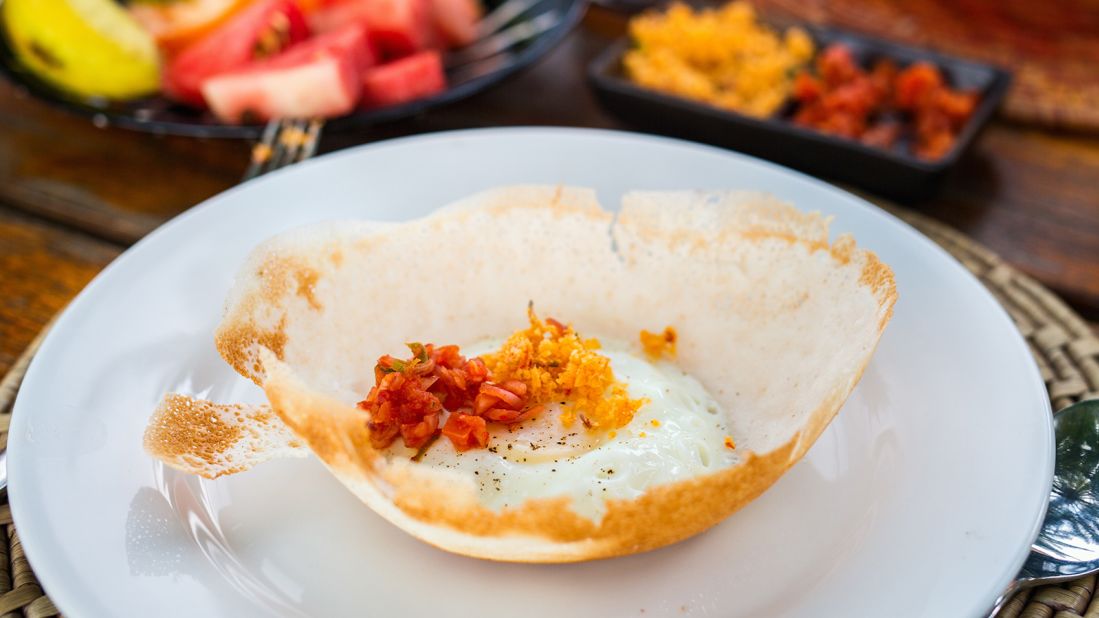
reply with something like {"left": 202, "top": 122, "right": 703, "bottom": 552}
{"left": 0, "top": 0, "right": 584, "bottom": 137}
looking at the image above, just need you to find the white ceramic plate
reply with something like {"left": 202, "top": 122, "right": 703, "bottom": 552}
{"left": 10, "top": 128, "right": 1052, "bottom": 617}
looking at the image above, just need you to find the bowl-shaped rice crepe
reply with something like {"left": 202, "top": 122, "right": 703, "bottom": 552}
{"left": 144, "top": 186, "right": 896, "bottom": 562}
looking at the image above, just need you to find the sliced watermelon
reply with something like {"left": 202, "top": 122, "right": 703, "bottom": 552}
{"left": 367, "top": 0, "right": 432, "bottom": 57}
{"left": 361, "top": 49, "right": 445, "bottom": 108}
{"left": 307, "top": 0, "right": 369, "bottom": 34}
{"left": 428, "top": 0, "right": 481, "bottom": 48}
{"left": 309, "top": 0, "right": 431, "bottom": 59}
{"left": 164, "top": 0, "right": 309, "bottom": 106}
{"left": 201, "top": 27, "right": 371, "bottom": 122}
{"left": 280, "top": 23, "right": 376, "bottom": 73}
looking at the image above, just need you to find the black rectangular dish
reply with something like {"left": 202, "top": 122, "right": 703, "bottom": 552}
{"left": 588, "top": 27, "right": 1012, "bottom": 201}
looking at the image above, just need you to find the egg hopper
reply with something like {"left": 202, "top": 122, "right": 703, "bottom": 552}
{"left": 145, "top": 185, "right": 895, "bottom": 562}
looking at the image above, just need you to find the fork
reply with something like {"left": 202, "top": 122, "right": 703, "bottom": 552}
{"left": 243, "top": 117, "right": 324, "bottom": 180}
{"left": 243, "top": 0, "right": 564, "bottom": 181}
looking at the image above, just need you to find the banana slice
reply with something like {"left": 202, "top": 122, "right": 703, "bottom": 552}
{"left": 2, "top": 0, "right": 161, "bottom": 100}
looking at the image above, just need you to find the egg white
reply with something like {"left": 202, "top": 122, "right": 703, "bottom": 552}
{"left": 413, "top": 342, "right": 738, "bottom": 521}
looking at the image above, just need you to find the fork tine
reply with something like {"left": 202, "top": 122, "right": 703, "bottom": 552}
{"left": 244, "top": 118, "right": 284, "bottom": 181}
{"left": 446, "top": 10, "right": 560, "bottom": 69}
{"left": 271, "top": 118, "right": 307, "bottom": 170}
{"left": 447, "top": 53, "right": 511, "bottom": 83}
{"left": 244, "top": 118, "right": 325, "bottom": 181}
{"left": 263, "top": 127, "right": 291, "bottom": 174}
{"left": 297, "top": 119, "right": 325, "bottom": 163}
{"left": 475, "top": 0, "right": 543, "bottom": 37}
{"left": 262, "top": 118, "right": 297, "bottom": 176}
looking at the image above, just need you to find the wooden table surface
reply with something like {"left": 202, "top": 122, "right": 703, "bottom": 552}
{"left": 1, "top": 7, "right": 1097, "bottom": 378}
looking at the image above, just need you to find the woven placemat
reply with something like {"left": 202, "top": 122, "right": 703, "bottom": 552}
{"left": 0, "top": 208, "right": 1096, "bottom": 618}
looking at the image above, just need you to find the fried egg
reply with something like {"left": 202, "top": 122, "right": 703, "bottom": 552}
{"left": 412, "top": 343, "right": 735, "bottom": 519}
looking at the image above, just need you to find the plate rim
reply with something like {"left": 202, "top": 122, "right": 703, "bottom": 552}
{"left": 8, "top": 126, "right": 1054, "bottom": 616}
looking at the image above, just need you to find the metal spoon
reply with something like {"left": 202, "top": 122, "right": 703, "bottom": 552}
{"left": 989, "top": 399, "right": 1099, "bottom": 616}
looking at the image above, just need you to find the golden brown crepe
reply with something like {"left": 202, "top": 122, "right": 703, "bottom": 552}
{"left": 145, "top": 186, "right": 896, "bottom": 562}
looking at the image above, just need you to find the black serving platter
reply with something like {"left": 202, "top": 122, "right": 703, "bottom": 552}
{"left": 0, "top": 0, "right": 586, "bottom": 139}
{"left": 588, "top": 26, "right": 1012, "bottom": 201}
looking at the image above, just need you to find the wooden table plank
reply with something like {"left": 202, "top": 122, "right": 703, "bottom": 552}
{"left": 0, "top": 82, "right": 246, "bottom": 243}
{"left": 0, "top": 9, "right": 1096, "bottom": 320}
{"left": 0, "top": 207, "right": 121, "bottom": 377}
{"left": 918, "top": 124, "right": 1099, "bottom": 318}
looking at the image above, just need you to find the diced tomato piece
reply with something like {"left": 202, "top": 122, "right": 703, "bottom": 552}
{"left": 361, "top": 50, "right": 446, "bottom": 108}
{"left": 430, "top": 344, "right": 461, "bottom": 366}
{"left": 792, "top": 72, "right": 821, "bottom": 102}
{"left": 400, "top": 411, "right": 440, "bottom": 449}
{"left": 367, "top": 414, "right": 400, "bottom": 449}
{"left": 202, "top": 50, "right": 361, "bottom": 122}
{"left": 428, "top": 0, "right": 482, "bottom": 48}
{"left": 932, "top": 88, "right": 979, "bottom": 125}
{"left": 464, "top": 356, "right": 488, "bottom": 381}
{"left": 424, "top": 344, "right": 487, "bottom": 407}
{"left": 442, "top": 413, "right": 488, "bottom": 451}
{"left": 360, "top": 366, "right": 444, "bottom": 449}
{"left": 868, "top": 58, "right": 898, "bottom": 102}
{"left": 164, "top": 0, "right": 309, "bottom": 106}
{"left": 894, "top": 62, "right": 944, "bottom": 110}
{"left": 825, "top": 78, "right": 878, "bottom": 116}
{"left": 309, "top": 0, "right": 432, "bottom": 58}
{"left": 358, "top": 340, "right": 543, "bottom": 454}
{"left": 817, "top": 44, "right": 859, "bottom": 88}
